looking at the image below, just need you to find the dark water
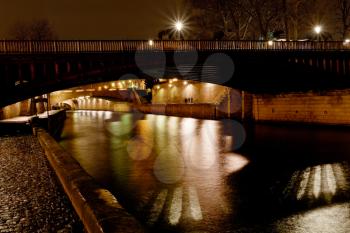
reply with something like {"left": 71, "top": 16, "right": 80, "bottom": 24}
{"left": 60, "top": 110, "right": 350, "bottom": 233}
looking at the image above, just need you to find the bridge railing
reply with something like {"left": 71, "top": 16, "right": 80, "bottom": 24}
{"left": 0, "top": 40, "right": 349, "bottom": 53}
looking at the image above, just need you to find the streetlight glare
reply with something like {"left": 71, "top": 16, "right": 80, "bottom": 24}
{"left": 175, "top": 21, "right": 184, "bottom": 31}
{"left": 314, "top": 25, "right": 322, "bottom": 34}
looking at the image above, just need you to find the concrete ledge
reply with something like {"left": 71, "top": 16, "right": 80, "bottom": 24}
{"left": 36, "top": 129, "right": 145, "bottom": 233}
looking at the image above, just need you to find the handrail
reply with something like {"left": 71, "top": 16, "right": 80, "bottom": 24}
{"left": 0, "top": 40, "right": 349, "bottom": 53}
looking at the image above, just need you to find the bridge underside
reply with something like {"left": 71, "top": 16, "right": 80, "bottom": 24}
{"left": 1, "top": 50, "right": 350, "bottom": 107}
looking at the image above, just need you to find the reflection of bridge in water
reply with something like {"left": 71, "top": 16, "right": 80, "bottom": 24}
{"left": 2, "top": 40, "right": 350, "bottom": 107}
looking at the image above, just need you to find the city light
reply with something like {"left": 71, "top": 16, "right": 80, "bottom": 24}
{"left": 268, "top": 40, "right": 274, "bottom": 46}
{"left": 183, "top": 81, "right": 188, "bottom": 85}
{"left": 175, "top": 21, "right": 183, "bottom": 32}
{"left": 111, "top": 82, "right": 115, "bottom": 87}
{"left": 314, "top": 25, "right": 322, "bottom": 34}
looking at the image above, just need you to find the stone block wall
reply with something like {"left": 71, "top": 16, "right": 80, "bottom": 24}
{"left": 252, "top": 90, "right": 350, "bottom": 125}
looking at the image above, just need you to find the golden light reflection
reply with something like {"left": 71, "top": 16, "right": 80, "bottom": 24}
{"left": 145, "top": 185, "right": 204, "bottom": 227}
{"left": 127, "top": 120, "right": 154, "bottom": 161}
{"left": 169, "top": 186, "right": 183, "bottom": 225}
{"left": 223, "top": 153, "right": 250, "bottom": 174}
{"left": 188, "top": 186, "right": 203, "bottom": 221}
{"left": 147, "top": 189, "right": 168, "bottom": 225}
{"left": 286, "top": 163, "right": 349, "bottom": 201}
{"left": 276, "top": 203, "right": 350, "bottom": 233}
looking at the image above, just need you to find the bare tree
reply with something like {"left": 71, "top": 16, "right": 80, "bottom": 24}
{"left": 245, "top": 0, "right": 283, "bottom": 39}
{"left": 189, "top": 0, "right": 252, "bottom": 40}
{"left": 9, "top": 19, "right": 57, "bottom": 40}
{"left": 337, "top": 0, "right": 350, "bottom": 39}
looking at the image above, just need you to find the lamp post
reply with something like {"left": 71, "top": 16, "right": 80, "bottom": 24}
{"left": 314, "top": 25, "right": 322, "bottom": 41}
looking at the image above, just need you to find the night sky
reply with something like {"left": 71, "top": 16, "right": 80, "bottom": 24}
{"left": 0, "top": 0, "right": 184, "bottom": 39}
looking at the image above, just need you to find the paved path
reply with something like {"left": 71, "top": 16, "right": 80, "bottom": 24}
{"left": 0, "top": 135, "right": 83, "bottom": 233}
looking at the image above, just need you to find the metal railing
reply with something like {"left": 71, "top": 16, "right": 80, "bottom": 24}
{"left": 0, "top": 40, "right": 349, "bottom": 53}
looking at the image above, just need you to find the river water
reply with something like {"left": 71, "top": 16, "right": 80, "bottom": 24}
{"left": 59, "top": 110, "right": 350, "bottom": 233}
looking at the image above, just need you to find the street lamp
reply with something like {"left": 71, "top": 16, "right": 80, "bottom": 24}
{"left": 174, "top": 20, "right": 184, "bottom": 40}
{"left": 175, "top": 21, "right": 183, "bottom": 32}
{"left": 314, "top": 25, "right": 322, "bottom": 41}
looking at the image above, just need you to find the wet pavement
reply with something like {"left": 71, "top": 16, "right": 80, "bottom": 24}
{"left": 60, "top": 111, "right": 350, "bottom": 233}
{"left": 0, "top": 135, "right": 83, "bottom": 233}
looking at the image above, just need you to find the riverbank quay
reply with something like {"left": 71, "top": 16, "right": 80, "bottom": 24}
{"left": 0, "top": 110, "right": 66, "bottom": 138}
{"left": 36, "top": 129, "right": 146, "bottom": 233}
{"left": 0, "top": 134, "right": 83, "bottom": 232}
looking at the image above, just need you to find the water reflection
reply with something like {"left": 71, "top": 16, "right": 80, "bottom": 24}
{"left": 60, "top": 111, "right": 350, "bottom": 232}
{"left": 284, "top": 162, "right": 349, "bottom": 204}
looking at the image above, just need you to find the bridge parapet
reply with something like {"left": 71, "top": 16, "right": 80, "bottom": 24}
{"left": 0, "top": 40, "right": 349, "bottom": 53}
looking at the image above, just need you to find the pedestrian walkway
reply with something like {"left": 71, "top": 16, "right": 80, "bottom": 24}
{"left": 0, "top": 135, "right": 83, "bottom": 233}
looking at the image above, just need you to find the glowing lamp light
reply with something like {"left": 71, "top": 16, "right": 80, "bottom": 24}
{"left": 148, "top": 40, "right": 154, "bottom": 46}
{"left": 175, "top": 21, "right": 184, "bottom": 32}
{"left": 111, "top": 82, "right": 116, "bottom": 87}
{"left": 104, "top": 85, "right": 108, "bottom": 89}
{"left": 268, "top": 40, "right": 274, "bottom": 46}
{"left": 168, "top": 84, "right": 173, "bottom": 88}
{"left": 156, "top": 85, "right": 160, "bottom": 89}
{"left": 344, "top": 39, "right": 350, "bottom": 45}
{"left": 183, "top": 81, "right": 188, "bottom": 85}
{"left": 314, "top": 25, "right": 322, "bottom": 34}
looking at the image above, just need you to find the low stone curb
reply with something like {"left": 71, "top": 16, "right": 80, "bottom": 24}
{"left": 36, "top": 128, "right": 145, "bottom": 233}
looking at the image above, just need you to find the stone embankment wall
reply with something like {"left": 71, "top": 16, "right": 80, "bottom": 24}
{"left": 72, "top": 98, "right": 131, "bottom": 112}
{"left": 253, "top": 90, "right": 350, "bottom": 125}
{"left": 37, "top": 129, "right": 145, "bottom": 233}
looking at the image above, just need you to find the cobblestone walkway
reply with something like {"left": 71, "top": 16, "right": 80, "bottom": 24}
{"left": 0, "top": 135, "right": 83, "bottom": 233}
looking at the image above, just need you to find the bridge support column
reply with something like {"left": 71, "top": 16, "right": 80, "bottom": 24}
{"left": 77, "top": 63, "right": 82, "bottom": 71}
{"left": 18, "top": 64, "right": 23, "bottom": 84}
{"left": 4, "top": 65, "right": 9, "bottom": 88}
{"left": 43, "top": 64, "right": 48, "bottom": 80}
{"left": 30, "top": 63, "right": 35, "bottom": 81}
{"left": 54, "top": 63, "right": 59, "bottom": 79}
{"left": 0, "top": 108, "right": 4, "bottom": 120}
{"left": 66, "top": 62, "right": 71, "bottom": 73}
